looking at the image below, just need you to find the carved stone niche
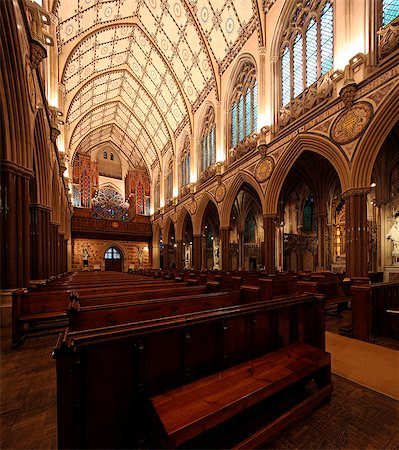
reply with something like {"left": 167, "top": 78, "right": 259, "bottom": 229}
{"left": 199, "top": 164, "right": 217, "bottom": 184}
{"left": 229, "top": 133, "right": 259, "bottom": 163}
{"left": 378, "top": 16, "right": 399, "bottom": 60}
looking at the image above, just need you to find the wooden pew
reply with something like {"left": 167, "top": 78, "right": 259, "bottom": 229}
{"left": 53, "top": 293, "right": 330, "bottom": 449}
{"left": 351, "top": 281, "right": 399, "bottom": 341}
{"left": 12, "top": 278, "right": 194, "bottom": 346}
{"left": 68, "top": 290, "right": 242, "bottom": 331}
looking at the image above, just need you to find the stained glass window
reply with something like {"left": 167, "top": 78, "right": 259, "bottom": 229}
{"left": 110, "top": 153, "right": 114, "bottom": 161}
{"left": 281, "top": 0, "right": 334, "bottom": 106}
{"left": 244, "top": 211, "right": 256, "bottom": 243}
{"left": 306, "top": 19, "right": 317, "bottom": 86}
{"left": 230, "top": 62, "right": 257, "bottom": 148}
{"left": 92, "top": 186, "right": 130, "bottom": 220}
{"left": 293, "top": 33, "right": 303, "bottom": 98}
{"left": 201, "top": 106, "right": 216, "bottom": 172}
{"left": 245, "top": 88, "right": 251, "bottom": 136}
{"left": 382, "top": 0, "right": 399, "bottom": 26}
{"left": 231, "top": 103, "right": 237, "bottom": 146}
{"left": 166, "top": 159, "right": 173, "bottom": 200}
{"left": 320, "top": 2, "right": 333, "bottom": 75}
{"left": 303, "top": 194, "right": 314, "bottom": 232}
{"left": 253, "top": 80, "right": 258, "bottom": 131}
{"left": 181, "top": 137, "right": 190, "bottom": 187}
{"left": 281, "top": 47, "right": 291, "bottom": 106}
{"left": 103, "top": 151, "right": 107, "bottom": 159}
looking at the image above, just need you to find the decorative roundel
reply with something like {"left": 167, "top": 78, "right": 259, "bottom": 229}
{"left": 101, "top": 46, "right": 109, "bottom": 55}
{"left": 226, "top": 17, "right": 235, "bottom": 34}
{"left": 186, "top": 85, "right": 194, "bottom": 96}
{"left": 331, "top": 102, "right": 373, "bottom": 145}
{"left": 104, "top": 7, "right": 113, "bottom": 17}
{"left": 255, "top": 156, "right": 275, "bottom": 183}
{"left": 161, "top": 39, "right": 168, "bottom": 51}
{"left": 215, "top": 184, "right": 226, "bottom": 203}
{"left": 202, "top": 60, "right": 209, "bottom": 71}
{"left": 111, "top": 221, "right": 119, "bottom": 229}
{"left": 69, "top": 64, "right": 75, "bottom": 73}
{"left": 149, "top": 0, "right": 157, "bottom": 8}
{"left": 190, "top": 200, "right": 197, "bottom": 215}
{"left": 116, "top": 55, "right": 124, "bottom": 63}
{"left": 201, "top": 7, "right": 209, "bottom": 23}
{"left": 173, "top": 3, "right": 182, "bottom": 17}
{"left": 66, "top": 24, "right": 74, "bottom": 36}
{"left": 182, "top": 48, "right": 189, "bottom": 61}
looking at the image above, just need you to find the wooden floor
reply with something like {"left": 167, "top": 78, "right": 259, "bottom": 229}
{"left": 1, "top": 327, "right": 399, "bottom": 450}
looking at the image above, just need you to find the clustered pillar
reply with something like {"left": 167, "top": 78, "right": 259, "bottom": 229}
{"left": 343, "top": 188, "right": 370, "bottom": 278}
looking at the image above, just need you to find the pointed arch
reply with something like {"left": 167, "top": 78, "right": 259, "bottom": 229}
{"left": 352, "top": 82, "right": 399, "bottom": 187}
{"left": 220, "top": 171, "right": 265, "bottom": 227}
{"left": 265, "top": 134, "right": 349, "bottom": 214}
{"left": 193, "top": 193, "right": 220, "bottom": 235}
{"left": 176, "top": 206, "right": 192, "bottom": 241}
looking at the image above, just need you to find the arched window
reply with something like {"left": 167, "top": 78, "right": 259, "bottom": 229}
{"left": 381, "top": 0, "right": 399, "bottom": 26}
{"left": 166, "top": 158, "right": 173, "bottom": 200}
{"left": 110, "top": 152, "right": 114, "bottom": 161}
{"left": 244, "top": 211, "right": 256, "bottom": 243}
{"left": 154, "top": 173, "right": 160, "bottom": 210}
{"left": 303, "top": 194, "right": 314, "bottom": 232}
{"left": 201, "top": 106, "right": 216, "bottom": 172}
{"left": 181, "top": 136, "right": 190, "bottom": 187}
{"left": 230, "top": 62, "right": 257, "bottom": 148}
{"left": 104, "top": 247, "right": 122, "bottom": 259}
{"left": 280, "top": 0, "right": 334, "bottom": 107}
{"left": 103, "top": 151, "right": 107, "bottom": 159}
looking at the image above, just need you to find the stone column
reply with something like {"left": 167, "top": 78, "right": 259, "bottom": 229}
{"left": 193, "top": 234, "right": 202, "bottom": 271}
{"left": 263, "top": 213, "right": 277, "bottom": 273}
{"left": 343, "top": 188, "right": 370, "bottom": 278}
{"left": 163, "top": 243, "right": 169, "bottom": 270}
{"left": 316, "top": 212, "right": 328, "bottom": 270}
{"left": 220, "top": 227, "right": 230, "bottom": 271}
{"left": 30, "top": 205, "right": 51, "bottom": 280}
{"left": 175, "top": 240, "right": 183, "bottom": 271}
{"left": 1, "top": 163, "right": 33, "bottom": 289}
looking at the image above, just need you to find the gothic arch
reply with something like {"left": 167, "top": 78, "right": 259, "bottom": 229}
{"left": 265, "top": 134, "right": 350, "bottom": 213}
{"left": 224, "top": 53, "right": 258, "bottom": 111}
{"left": 193, "top": 193, "right": 220, "bottom": 235}
{"left": 176, "top": 206, "right": 191, "bottom": 241}
{"left": 220, "top": 171, "right": 265, "bottom": 227}
{"left": 163, "top": 216, "right": 175, "bottom": 243}
{"left": 352, "top": 82, "right": 399, "bottom": 188}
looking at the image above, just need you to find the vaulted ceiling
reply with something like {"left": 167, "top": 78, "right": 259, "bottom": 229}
{"left": 54, "top": 0, "right": 262, "bottom": 176}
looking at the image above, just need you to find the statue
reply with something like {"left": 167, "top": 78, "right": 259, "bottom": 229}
{"left": 82, "top": 247, "right": 90, "bottom": 270}
{"left": 387, "top": 212, "right": 399, "bottom": 265}
{"left": 137, "top": 248, "right": 144, "bottom": 269}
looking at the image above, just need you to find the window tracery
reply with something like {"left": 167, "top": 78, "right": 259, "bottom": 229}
{"left": 382, "top": 0, "right": 399, "bottom": 26}
{"left": 166, "top": 158, "right": 173, "bottom": 201}
{"left": 230, "top": 62, "right": 258, "bottom": 148}
{"left": 181, "top": 136, "right": 190, "bottom": 187}
{"left": 201, "top": 106, "right": 216, "bottom": 172}
{"left": 280, "top": 0, "right": 334, "bottom": 107}
{"left": 92, "top": 186, "right": 130, "bottom": 221}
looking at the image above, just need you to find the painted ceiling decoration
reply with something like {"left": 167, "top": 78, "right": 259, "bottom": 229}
{"left": 55, "top": 0, "right": 260, "bottom": 176}
{"left": 70, "top": 101, "right": 161, "bottom": 167}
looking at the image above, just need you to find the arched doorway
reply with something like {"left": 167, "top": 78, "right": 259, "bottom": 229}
{"left": 104, "top": 246, "right": 123, "bottom": 271}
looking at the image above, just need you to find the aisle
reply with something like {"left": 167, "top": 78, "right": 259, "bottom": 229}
{"left": 326, "top": 331, "right": 399, "bottom": 400}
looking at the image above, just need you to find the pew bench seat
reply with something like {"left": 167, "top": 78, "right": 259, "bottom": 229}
{"left": 151, "top": 343, "right": 332, "bottom": 449}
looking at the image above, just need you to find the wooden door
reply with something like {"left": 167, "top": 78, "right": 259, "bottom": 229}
{"left": 104, "top": 247, "right": 123, "bottom": 272}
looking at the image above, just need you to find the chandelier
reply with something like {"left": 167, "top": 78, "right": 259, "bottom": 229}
{"left": 92, "top": 186, "right": 130, "bottom": 221}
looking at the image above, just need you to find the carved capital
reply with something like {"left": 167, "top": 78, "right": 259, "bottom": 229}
{"left": 30, "top": 38, "right": 47, "bottom": 69}
{"left": 341, "top": 187, "right": 371, "bottom": 200}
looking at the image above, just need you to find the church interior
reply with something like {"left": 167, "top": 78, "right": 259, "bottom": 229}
{"left": 1, "top": 0, "right": 399, "bottom": 448}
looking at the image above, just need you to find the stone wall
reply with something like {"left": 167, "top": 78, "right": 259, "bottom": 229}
{"left": 72, "top": 238, "right": 151, "bottom": 272}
